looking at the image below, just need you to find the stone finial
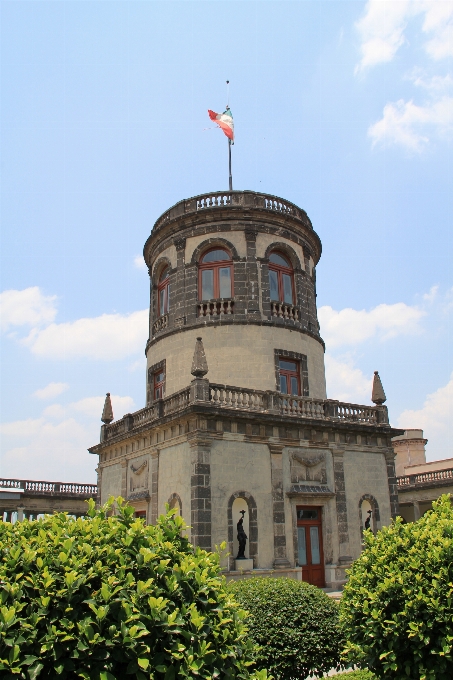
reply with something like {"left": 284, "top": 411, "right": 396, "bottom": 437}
{"left": 191, "top": 337, "right": 208, "bottom": 378}
{"left": 371, "top": 371, "right": 386, "bottom": 405}
{"left": 101, "top": 393, "right": 114, "bottom": 424}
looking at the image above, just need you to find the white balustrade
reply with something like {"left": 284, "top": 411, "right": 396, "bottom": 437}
{"left": 198, "top": 299, "right": 234, "bottom": 317}
{"left": 271, "top": 302, "right": 300, "bottom": 321}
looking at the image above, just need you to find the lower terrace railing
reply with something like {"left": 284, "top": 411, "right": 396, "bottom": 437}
{"left": 397, "top": 468, "right": 453, "bottom": 489}
{"left": 101, "top": 378, "right": 389, "bottom": 442}
{"left": 0, "top": 479, "right": 97, "bottom": 497}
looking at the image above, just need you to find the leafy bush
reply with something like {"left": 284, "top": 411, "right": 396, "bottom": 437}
{"left": 228, "top": 577, "right": 345, "bottom": 679}
{"left": 340, "top": 494, "right": 453, "bottom": 679}
{"left": 341, "top": 672, "right": 375, "bottom": 679}
{"left": 0, "top": 498, "right": 267, "bottom": 680}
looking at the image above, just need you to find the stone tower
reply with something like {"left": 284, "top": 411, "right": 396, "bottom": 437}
{"left": 90, "top": 190, "right": 401, "bottom": 590}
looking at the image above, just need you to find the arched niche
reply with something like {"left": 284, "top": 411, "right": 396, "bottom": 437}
{"left": 227, "top": 491, "right": 258, "bottom": 570}
{"left": 168, "top": 492, "right": 182, "bottom": 517}
{"left": 358, "top": 494, "right": 380, "bottom": 537}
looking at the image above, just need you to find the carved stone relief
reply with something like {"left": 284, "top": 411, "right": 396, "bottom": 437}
{"left": 129, "top": 458, "right": 149, "bottom": 495}
{"left": 288, "top": 449, "right": 327, "bottom": 484}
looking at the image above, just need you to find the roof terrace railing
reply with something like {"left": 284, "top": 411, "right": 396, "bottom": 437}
{"left": 397, "top": 467, "right": 453, "bottom": 489}
{"left": 101, "top": 379, "right": 389, "bottom": 442}
{"left": 0, "top": 478, "right": 97, "bottom": 497}
{"left": 152, "top": 191, "right": 312, "bottom": 233}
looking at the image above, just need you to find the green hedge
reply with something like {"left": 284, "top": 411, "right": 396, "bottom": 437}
{"left": 0, "top": 498, "right": 267, "bottom": 680}
{"left": 340, "top": 495, "right": 453, "bottom": 679}
{"left": 228, "top": 577, "right": 345, "bottom": 679}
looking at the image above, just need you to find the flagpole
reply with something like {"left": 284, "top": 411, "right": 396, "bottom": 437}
{"left": 228, "top": 138, "right": 233, "bottom": 191}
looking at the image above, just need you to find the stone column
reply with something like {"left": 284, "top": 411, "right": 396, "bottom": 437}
{"left": 413, "top": 500, "right": 420, "bottom": 521}
{"left": 17, "top": 506, "right": 25, "bottom": 522}
{"left": 244, "top": 229, "right": 260, "bottom": 319}
{"left": 189, "top": 435, "right": 212, "bottom": 551}
{"left": 269, "top": 444, "right": 291, "bottom": 568}
{"left": 95, "top": 465, "right": 102, "bottom": 507}
{"left": 150, "top": 449, "right": 159, "bottom": 524}
{"left": 384, "top": 450, "right": 399, "bottom": 519}
{"left": 332, "top": 450, "right": 352, "bottom": 562}
{"left": 173, "top": 237, "right": 186, "bottom": 328}
{"left": 120, "top": 459, "right": 128, "bottom": 502}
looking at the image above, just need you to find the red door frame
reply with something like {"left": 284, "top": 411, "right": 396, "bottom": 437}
{"left": 296, "top": 506, "right": 325, "bottom": 587}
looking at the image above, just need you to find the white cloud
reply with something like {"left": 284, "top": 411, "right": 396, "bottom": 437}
{"left": 0, "top": 287, "right": 57, "bottom": 332}
{"left": 325, "top": 354, "right": 371, "bottom": 403}
{"left": 34, "top": 382, "right": 69, "bottom": 400}
{"left": 71, "top": 394, "right": 135, "bottom": 419}
{"left": 397, "top": 372, "right": 453, "bottom": 460}
{"left": 318, "top": 301, "right": 424, "bottom": 349}
{"left": 134, "top": 255, "right": 146, "bottom": 270}
{"left": 23, "top": 309, "right": 148, "bottom": 361}
{"left": 355, "top": 0, "right": 410, "bottom": 73}
{"left": 0, "top": 393, "right": 135, "bottom": 481}
{"left": 422, "top": 285, "right": 439, "bottom": 304}
{"left": 355, "top": 0, "right": 453, "bottom": 72}
{"left": 368, "top": 95, "right": 453, "bottom": 150}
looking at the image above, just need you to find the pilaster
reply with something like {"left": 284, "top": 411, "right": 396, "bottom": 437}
{"left": 244, "top": 229, "right": 260, "bottom": 318}
{"left": 384, "top": 449, "right": 399, "bottom": 518}
{"left": 189, "top": 435, "right": 212, "bottom": 550}
{"left": 269, "top": 444, "right": 291, "bottom": 568}
{"left": 120, "top": 459, "right": 128, "bottom": 500}
{"left": 150, "top": 449, "right": 159, "bottom": 524}
{"left": 332, "top": 450, "right": 352, "bottom": 563}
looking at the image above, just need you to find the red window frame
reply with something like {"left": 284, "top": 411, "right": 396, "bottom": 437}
{"left": 198, "top": 248, "right": 233, "bottom": 300}
{"left": 279, "top": 358, "right": 300, "bottom": 395}
{"left": 154, "top": 369, "right": 165, "bottom": 400}
{"left": 269, "top": 251, "right": 294, "bottom": 304}
{"left": 158, "top": 267, "right": 170, "bottom": 316}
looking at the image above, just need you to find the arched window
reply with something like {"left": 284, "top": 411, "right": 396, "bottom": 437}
{"left": 199, "top": 248, "right": 233, "bottom": 300}
{"left": 158, "top": 267, "right": 170, "bottom": 315}
{"left": 268, "top": 251, "right": 294, "bottom": 304}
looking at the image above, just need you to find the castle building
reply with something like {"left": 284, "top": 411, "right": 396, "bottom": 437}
{"left": 89, "top": 190, "right": 402, "bottom": 590}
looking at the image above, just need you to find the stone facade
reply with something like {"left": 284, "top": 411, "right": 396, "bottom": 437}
{"left": 90, "top": 190, "right": 402, "bottom": 590}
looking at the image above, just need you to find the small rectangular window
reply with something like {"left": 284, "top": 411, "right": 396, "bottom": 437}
{"left": 154, "top": 370, "right": 165, "bottom": 400}
{"left": 279, "top": 358, "right": 300, "bottom": 396}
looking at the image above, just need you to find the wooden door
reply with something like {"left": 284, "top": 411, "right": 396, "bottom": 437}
{"left": 296, "top": 506, "right": 325, "bottom": 587}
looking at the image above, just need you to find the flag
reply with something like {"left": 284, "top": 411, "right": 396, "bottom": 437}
{"left": 208, "top": 107, "right": 234, "bottom": 142}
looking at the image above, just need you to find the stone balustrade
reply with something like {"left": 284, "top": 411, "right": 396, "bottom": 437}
{"left": 0, "top": 478, "right": 97, "bottom": 497}
{"left": 397, "top": 467, "right": 453, "bottom": 489}
{"left": 153, "top": 314, "right": 168, "bottom": 335}
{"left": 198, "top": 299, "right": 234, "bottom": 317}
{"left": 101, "top": 379, "right": 389, "bottom": 442}
{"left": 152, "top": 190, "right": 312, "bottom": 234}
{"left": 271, "top": 301, "right": 300, "bottom": 321}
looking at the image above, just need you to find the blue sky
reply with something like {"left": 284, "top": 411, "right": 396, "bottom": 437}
{"left": 1, "top": 0, "right": 452, "bottom": 482}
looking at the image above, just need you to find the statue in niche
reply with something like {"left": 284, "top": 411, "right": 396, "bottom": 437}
{"left": 364, "top": 510, "right": 372, "bottom": 531}
{"left": 236, "top": 510, "right": 247, "bottom": 559}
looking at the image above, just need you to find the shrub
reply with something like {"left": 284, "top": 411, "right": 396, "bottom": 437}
{"left": 340, "top": 494, "right": 453, "bottom": 679}
{"left": 0, "top": 498, "right": 267, "bottom": 680}
{"left": 228, "top": 576, "right": 345, "bottom": 679}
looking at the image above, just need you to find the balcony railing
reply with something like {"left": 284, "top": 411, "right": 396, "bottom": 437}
{"left": 101, "top": 378, "right": 389, "bottom": 442}
{"left": 397, "top": 468, "right": 453, "bottom": 489}
{"left": 152, "top": 191, "right": 312, "bottom": 233}
{"left": 271, "top": 302, "right": 300, "bottom": 321}
{"left": 198, "top": 299, "right": 234, "bottom": 317}
{"left": 153, "top": 314, "right": 168, "bottom": 335}
{"left": 0, "top": 478, "right": 97, "bottom": 497}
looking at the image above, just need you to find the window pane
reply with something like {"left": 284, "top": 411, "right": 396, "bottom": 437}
{"left": 269, "top": 269, "right": 279, "bottom": 301}
{"left": 219, "top": 267, "right": 231, "bottom": 298}
{"left": 279, "top": 360, "right": 297, "bottom": 371}
{"left": 159, "top": 289, "right": 165, "bottom": 315}
{"left": 310, "top": 527, "right": 321, "bottom": 564}
{"left": 201, "top": 269, "right": 214, "bottom": 299}
{"left": 202, "top": 248, "right": 230, "bottom": 263}
{"left": 166, "top": 284, "right": 170, "bottom": 310}
{"left": 297, "top": 509, "right": 318, "bottom": 520}
{"left": 269, "top": 252, "right": 290, "bottom": 267}
{"left": 159, "top": 267, "right": 169, "bottom": 281}
{"left": 155, "top": 371, "right": 164, "bottom": 384}
{"left": 290, "top": 376, "right": 299, "bottom": 395}
{"left": 154, "top": 386, "right": 162, "bottom": 399}
{"left": 298, "top": 528, "right": 307, "bottom": 565}
{"left": 283, "top": 274, "right": 293, "bottom": 304}
{"left": 280, "top": 375, "right": 288, "bottom": 393}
